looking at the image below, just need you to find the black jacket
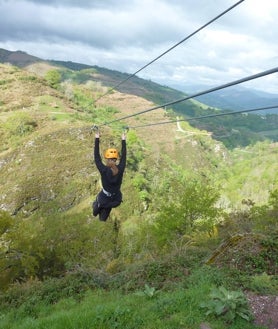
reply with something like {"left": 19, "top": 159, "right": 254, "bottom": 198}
{"left": 94, "top": 138, "right": 126, "bottom": 195}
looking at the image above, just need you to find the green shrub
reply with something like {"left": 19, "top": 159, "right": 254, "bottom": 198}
{"left": 153, "top": 179, "right": 221, "bottom": 250}
{"left": 200, "top": 286, "right": 252, "bottom": 323}
{"left": 4, "top": 113, "right": 37, "bottom": 137}
{"left": 45, "top": 69, "right": 61, "bottom": 88}
{"left": 0, "top": 270, "right": 109, "bottom": 312}
{"left": 249, "top": 272, "right": 277, "bottom": 294}
{"left": 135, "top": 284, "right": 159, "bottom": 299}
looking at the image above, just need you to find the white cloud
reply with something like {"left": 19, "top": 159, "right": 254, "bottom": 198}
{"left": 0, "top": 0, "right": 277, "bottom": 93}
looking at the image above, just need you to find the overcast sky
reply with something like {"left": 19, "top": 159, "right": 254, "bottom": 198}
{"left": 0, "top": 0, "right": 277, "bottom": 94}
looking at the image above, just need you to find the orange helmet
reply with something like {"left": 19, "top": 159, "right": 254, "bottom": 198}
{"left": 104, "top": 148, "right": 119, "bottom": 159}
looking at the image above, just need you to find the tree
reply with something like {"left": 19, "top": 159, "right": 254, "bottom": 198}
{"left": 153, "top": 179, "right": 221, "bottom": 249}
{"left": 45, "top": 69, "right": 61, "bottom": 88}
{"left": 250, "top": 188, "right": 278, "bottom": 233}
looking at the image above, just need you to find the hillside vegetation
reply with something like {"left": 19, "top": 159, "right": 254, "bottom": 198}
{"left": 1, "top": 48, "right": 277, "bottom": 149}
{"left": 0, "top": 62, "right": 277, "bottom": 329}
{"left": 50, "top": 58, "right": 278, "bottom": 149}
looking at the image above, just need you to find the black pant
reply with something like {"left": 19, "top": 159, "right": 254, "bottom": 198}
{"left": 92, "top": 190, "right": 122, "bottom": 221}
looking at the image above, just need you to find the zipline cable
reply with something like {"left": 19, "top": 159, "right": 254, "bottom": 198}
{"left": 99, "top": 67, "right": 278, "bottom": 127}
{"left": 127, "top": 105, "right": 278, "bottom": 129}
{"left": 93, "top": 0, "right": 245, "bottom": 104}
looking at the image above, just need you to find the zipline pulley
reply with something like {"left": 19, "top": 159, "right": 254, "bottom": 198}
{"left": 91, "top": 124, "right": 99, "bottom": 132}
{"left": 123, "top": 126, "right": 129, "bottom": 134}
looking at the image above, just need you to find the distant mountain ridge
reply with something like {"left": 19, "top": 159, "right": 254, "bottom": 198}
{"left": 0, "top": 48, "right": 41, "bottom": 67}
{"left": 1, "top": 48, "right": 277, "bottom": 114}
{"left": 177, "top": 84, "right": 278, "bottom": 114}
{"left": 0, "top": 48, "right": 190, "bottom": 110}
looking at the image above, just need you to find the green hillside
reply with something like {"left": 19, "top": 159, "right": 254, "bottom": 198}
{"left": 1, "top": 48, "right": 277, "bottom": 149}
{"left": 0, "top": 63, "right": 277, "bottom": 329}
{"left": 49, "top": 59, "right": 278, "bottom": 149}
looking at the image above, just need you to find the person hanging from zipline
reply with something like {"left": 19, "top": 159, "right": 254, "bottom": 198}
{"left": 92, "top": 128, "right": 127, "bottom": 221}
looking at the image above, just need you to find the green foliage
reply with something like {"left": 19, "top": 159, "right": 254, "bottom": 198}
{"left": 0, "top": 270, "right": 108, "bottom": 312}
{"left": 106, "top": 256, "right": 188, "bottom": 292}
{"left": 190, "top": 110, "right": 277, "bottom": 149}
{"left": 72, "top": 89, "right": 93, "bottom": 108}
{"left": 0, "top": 266, "right": 261, "bottom": 329}
{"left": 19, "top": 75, "right": 38, "bottom": 82}
{"left": 0, "top": 210, "right": 14, "bottom": 235}
{"left": 250, "top": 188, "right": 278, "bottom": 232}
{"left": 0, "top": 211, "right": 16, "bottom": 289}
{"left": 132, "top": 173, "right": 148, "bottom": 190}
{"left": 1, "top": 112, "right": 37, "bottom": 151}
{"left": 65, "top": 84, "right": 119, "bottom": 123}
{"left": 244, "top": 237, "right": 278, "bottom": 275}
{"left": 249, "top": 272, "right": 278, "bottom": 294}
{"left": 200, "top": 286, "right": 252, "bottom": 323}
{"left": 126, "top": 130, "right": 145, "bottom": 170}
{"left": 45, "top": 60, "right": 277, "bottom": 148}
{"left": 0, "top": 78, "right": 14, "bottom": 85}
{"left": 136, "top": 284, "right": 159, "bottom": 299}
{"left": 217, "top": 141, "right": 277, "bottom": 207}
{"left": 269, "top": 188, "right": 278, "bottom": 210}
{"left": 213, "top": 189, "right": 278, "bottom": 277}
{"left": 45, "top": 69, "right": 61, "bottom": 88}
{"left": 187, "top": 266, "right": 227, "bottom": 289}
{"left": 131, "top": 172, "right": 150, "bottom": 202}
{"left": 0, "top": 216, "right": 62, "bottom": 289}
{"left": 212, "top": 233, "right": 278, "bottom": 277}
{"left": 0, "top": 211, "right": 123, "bottom": 288}
{"left": 60, "top": 68, "right": 97, "bottom": 84}
{"left": 3, "top": 112, "right": 37, "bottom": 137}
{"left": 0, "top": 62, "right": 277, "bottom": 329}
{"left": 153, "top": 179, "right": 221, "bottom": 250}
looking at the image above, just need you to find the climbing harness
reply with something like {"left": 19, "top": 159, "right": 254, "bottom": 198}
{"left": 102, "top": 188, "right": 117, "bottom": 197}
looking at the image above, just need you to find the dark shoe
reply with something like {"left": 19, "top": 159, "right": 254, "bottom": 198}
{"left": 92, "top": 201, "right": 100, "bottom": 216}
{"left": 99, "top": 208, "right": 112, "bottom": 221}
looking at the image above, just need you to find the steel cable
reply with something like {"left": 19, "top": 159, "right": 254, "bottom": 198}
{"left": 93, "top": 0, "right": 245, "bottom": 104}
{"left": 99, "top": 67, "right": 278, "bottom": 127}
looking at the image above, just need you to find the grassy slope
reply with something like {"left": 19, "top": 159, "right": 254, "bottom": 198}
{"left": 1, "top": 283, "right": 262, "bottom": 329}
{"left": 0, "top": 63, "right": 277, "bottom": 329}
{"left": 2, "top": 50, "right": 277, "bottom": 148}
{"left": 0, "top": 63, "right": 226, "bottom": 217}
{"left": 0, "top": 62, "right": 276, "bottom": 232}
{"left": 0, "top": 64, "right": 93, "bottom": 216}
{"left": 0, "top": 61, "right": 276, "bottom": 223}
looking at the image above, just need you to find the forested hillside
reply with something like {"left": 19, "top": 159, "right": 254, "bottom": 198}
{"left": 50, "top": 58, "right": 278, "bottom": 149}
{"left": 0, "top": 62, "right": 277, "bottom": 329}
{"left": 1, "top": 48, "right": 277, "bottom": 149}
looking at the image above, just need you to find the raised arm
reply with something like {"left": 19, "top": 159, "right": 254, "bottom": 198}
{"left": 119, "top": 133, "right": 126, "bottom": 170}
{"left": 94, "top": 133, "right": 106, "bottom": 172}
